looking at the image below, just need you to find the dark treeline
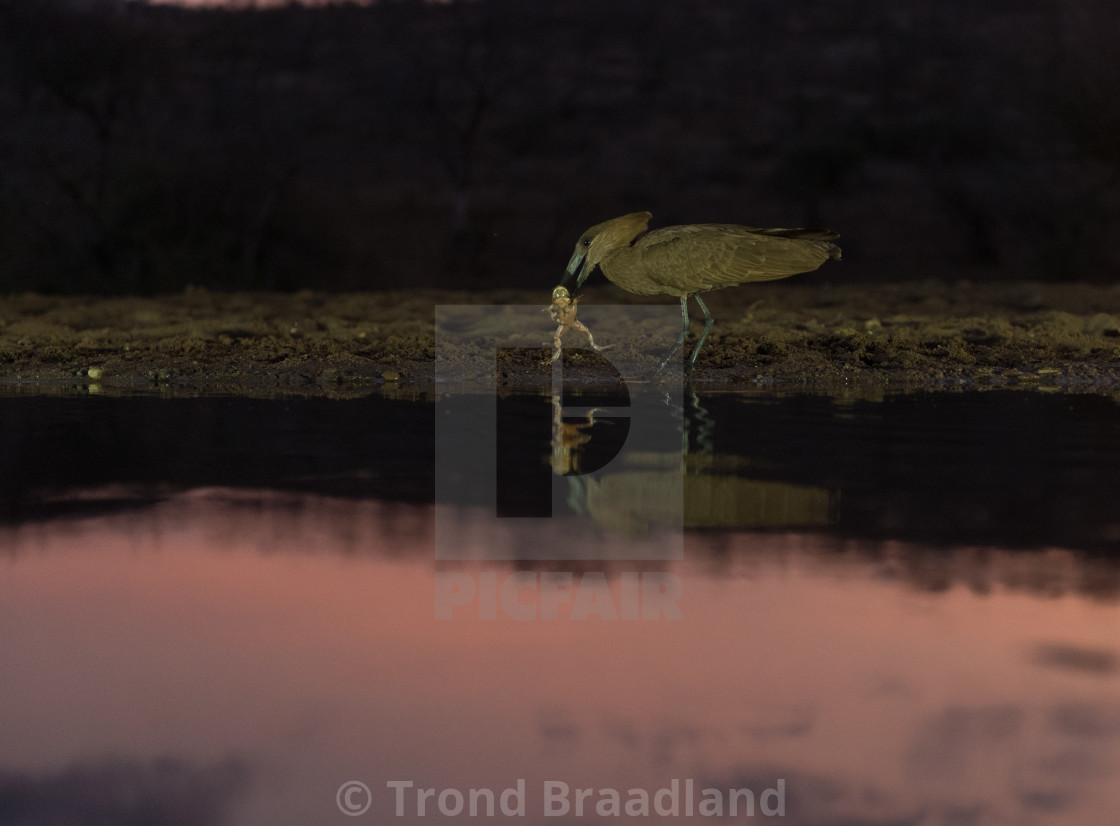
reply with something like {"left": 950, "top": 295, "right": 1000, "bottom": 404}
{"left": 1, "top": 0, "right": 1118, "bottom": 294}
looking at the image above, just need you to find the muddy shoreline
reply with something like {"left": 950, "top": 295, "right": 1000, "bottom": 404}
{"left": 3, "top": 282, "right": 1120, "bottom": 395}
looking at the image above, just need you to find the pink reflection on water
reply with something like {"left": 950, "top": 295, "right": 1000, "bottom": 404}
{"left": 2, "top": 489, "right": 1119, "bottom": 825}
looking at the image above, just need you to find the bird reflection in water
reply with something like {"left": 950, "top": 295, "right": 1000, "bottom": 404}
{"left": 549, "top": 391, "right": 837, "bottom": 534}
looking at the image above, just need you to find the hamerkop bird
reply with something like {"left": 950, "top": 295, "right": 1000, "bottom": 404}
{"left": 557, "top": 211, "right": 841, "bottom": 371}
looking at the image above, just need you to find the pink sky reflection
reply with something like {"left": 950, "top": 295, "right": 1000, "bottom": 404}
{"left": 1, "top": 489, "right": 1119, "bottom": 825}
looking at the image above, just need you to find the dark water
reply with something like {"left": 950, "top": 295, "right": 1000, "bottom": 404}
{"left": 2, "top": 388, "right": 1119, "bottom": 825}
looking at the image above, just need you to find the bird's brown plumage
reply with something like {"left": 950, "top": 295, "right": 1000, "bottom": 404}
{"left": 572, "top": 211, "right": 840, "bottom": 298}
{"left": 559, "top": 211, "right": 841, "bottom": 371}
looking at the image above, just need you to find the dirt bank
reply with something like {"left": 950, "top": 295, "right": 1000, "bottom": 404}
{"left": 3, "top": 282, "right": 1120, "bottom": 394}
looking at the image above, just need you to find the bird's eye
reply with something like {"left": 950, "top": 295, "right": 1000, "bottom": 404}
{"left": 581, "top": 239, "right": 591, "bottom": 247}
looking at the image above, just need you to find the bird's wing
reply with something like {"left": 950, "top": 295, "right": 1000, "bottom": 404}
{"left": 635, "top": 224, "right": 834, "bottom": 294}
{"left": 737, "top": 226, "right": 841, "bottom": 242}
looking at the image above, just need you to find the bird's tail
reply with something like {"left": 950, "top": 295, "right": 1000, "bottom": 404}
{"left": 754, "top": 227, "right": 842, "bottom": 260}
{"left": 754, "top": 227, "right": 838, "bottom": 239}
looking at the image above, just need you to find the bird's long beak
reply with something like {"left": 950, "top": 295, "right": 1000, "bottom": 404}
{"left": 559, "top": 250, "right": 589, "bottom": 295}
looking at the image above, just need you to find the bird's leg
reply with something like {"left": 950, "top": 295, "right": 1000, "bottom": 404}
{"left": 657, "top": 297, "right": 691, "bottom": 374}
{"left": 688, "top": 294, "right": 715, "bottom": 371}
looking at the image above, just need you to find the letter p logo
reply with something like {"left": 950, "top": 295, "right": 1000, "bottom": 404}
{"left": 434, "top": 304, "right": 684, "bottom": 561}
